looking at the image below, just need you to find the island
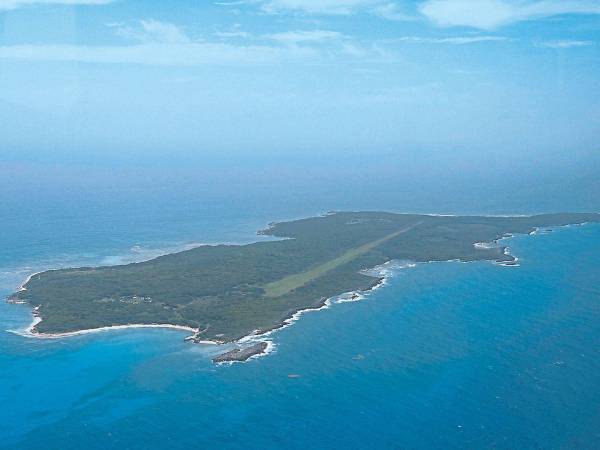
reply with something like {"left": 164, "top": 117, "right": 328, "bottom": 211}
{"left": 7, "top": 211, "right": 599, "bottom": 361}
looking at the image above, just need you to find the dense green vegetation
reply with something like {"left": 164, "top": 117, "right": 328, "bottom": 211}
{"left": 9, "top": 211, "right": 599, "bottom": 341}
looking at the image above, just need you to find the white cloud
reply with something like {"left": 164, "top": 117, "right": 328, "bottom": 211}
{"left": 109, "top": 20, "right": 191, "bottom": 44}
{"left": 395, "top": 35, "right": 508, "bottom": 44}
{"left": 265, "top": 29, "right": 344, "bottom": 43}
{"left": 226, "top": 0, "right": 417, "bottom": 19}
{"left": 214, "top": 23, "right": 251, "bottom": 39}
{"left": 372, "top": 2, "right": 414, "bottom": 21}
{"left": 539, "top": 39, "right": 594, "bottom": 48}
{"left": 341, "top": 42, "right": 369, "bottom": 56}
{"left": 0, "top": 22, "right": 384, "bottom": 65}
{"left": 0, "top": 19, "right": 364, "bottom": 66}
{"left": 138, "top": 19, "right": 191, "bottom": 44}
{"left": 0, "top": 0, "right": 113, "bottom": 10}
{"left": 420, "top": 0, "right": 600, "bottom": 30}
{"left": 0, "top": 38, "right": 338, "bottom": 66}
{"left": 213, "top": 1, "right": 248, "bottom": 5}
{"left": 215, "top": 30, "right": 251, "bottom": 38}
{"left": 0, "top": 42, "right": 318, "bottom": 65}
{"left": 260, "top": 0, "right": 376, "bottom": 15}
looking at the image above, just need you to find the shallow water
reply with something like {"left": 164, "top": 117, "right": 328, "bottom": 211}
{"left": 1, "top": 182, "right": 599, "bottom": 449}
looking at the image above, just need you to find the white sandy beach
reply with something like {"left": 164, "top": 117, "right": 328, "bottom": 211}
{"left": 11, "top": 315, "right": 199, "bottom": 340}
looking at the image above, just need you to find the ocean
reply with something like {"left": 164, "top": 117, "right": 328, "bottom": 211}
{"left": 1, "top": 164, "right": 599, "bottom": 449}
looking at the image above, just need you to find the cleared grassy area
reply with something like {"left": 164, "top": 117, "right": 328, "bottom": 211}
{"left": 263, "top": 222, "right": 420, "bottom": 297}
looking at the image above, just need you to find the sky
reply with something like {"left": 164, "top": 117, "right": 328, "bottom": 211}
{"left": 0, "top": 0, "right": 599, "bottom": 168}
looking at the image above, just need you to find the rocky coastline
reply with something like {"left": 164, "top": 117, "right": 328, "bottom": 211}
{"left": 213, "top": 341, "right": 269, "bottom": 363}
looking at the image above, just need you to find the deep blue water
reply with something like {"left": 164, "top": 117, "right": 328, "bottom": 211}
{"left": 1, "top": 169, "right": 599, "bottom": 449}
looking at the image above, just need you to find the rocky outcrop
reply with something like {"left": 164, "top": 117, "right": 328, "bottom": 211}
{"left": 212, "top": 341, "right": 269, "bottom": 363}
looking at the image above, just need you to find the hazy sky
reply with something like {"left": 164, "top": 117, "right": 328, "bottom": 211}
{"left": 1, "top": 0, "right": 599, "bottom": 165}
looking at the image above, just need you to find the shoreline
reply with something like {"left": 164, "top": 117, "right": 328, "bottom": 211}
{"left": 7, "top": 220, "right": 594, "bottom": 362}
{"left": 1, "top": 231, "right": 536, "bottom": 350}
{"left": 17, "top": 271, "right": 42, "bottom": 293}
{"left": 11, "top": 243, "right": 516, "bottom": 352}
{"left": 9, "top": 315, "right": 199, "bottom": 340}
{"left": 221, "top": 272, "right": 396, "bottom": 363}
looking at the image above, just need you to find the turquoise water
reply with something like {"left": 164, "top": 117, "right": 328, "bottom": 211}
{"left": 1, "top": 180, "right": 599, "bottom": 449}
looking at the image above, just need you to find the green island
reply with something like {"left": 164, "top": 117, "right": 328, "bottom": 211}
{"left": 8, "top": 211, "right": 600, "bottom": 360}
